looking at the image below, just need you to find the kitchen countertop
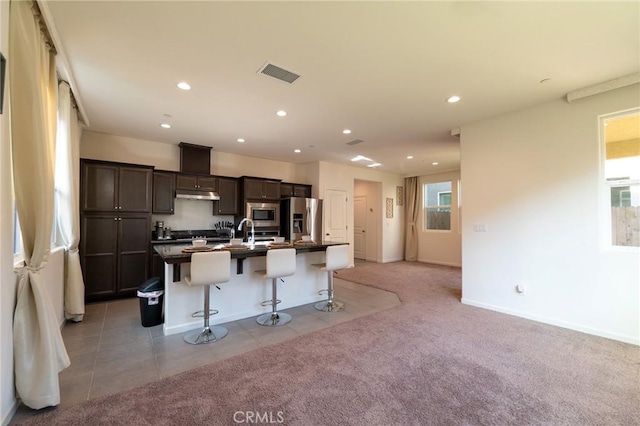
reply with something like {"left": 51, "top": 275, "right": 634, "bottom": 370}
{"left": 151, "top": 237, "right": 230, "bottom": 245}
{"left": 153, "top": 241, "right": 346, "bottom": 267}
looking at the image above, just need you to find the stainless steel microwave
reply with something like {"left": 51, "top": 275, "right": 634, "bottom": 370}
{"left": 246, "top": 202, "right": 280, "bottom": 227}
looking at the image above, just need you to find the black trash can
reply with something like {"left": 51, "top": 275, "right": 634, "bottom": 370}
{"left": 137, "top": 277, "right": 164, "bottom": 327}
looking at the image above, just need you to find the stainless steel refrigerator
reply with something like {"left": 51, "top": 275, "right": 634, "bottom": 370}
{"left": 280, "top": 198, "right": 323, "bottom": 242}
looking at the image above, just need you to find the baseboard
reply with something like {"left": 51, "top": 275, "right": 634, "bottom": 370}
{"left": 461, "top": 298, "right": 640, "bottom": 346}
{"left": 417, "top": 258, "right": 462, "bottom": 268}
{"left": 381, "top": 257, "right": 404, "bottom": 263}
{"left": 2, "top": 398, "right": 19, "bottom": 426}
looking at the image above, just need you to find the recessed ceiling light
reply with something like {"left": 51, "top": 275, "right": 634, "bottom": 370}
{"left": 294, "top": 149, "right": 301, "bottom": 153}
{"left": 367, "top": 163, "right": 382, "bottom": 168}
{"left": 407, "top": 155, "right": 414, "bottom": 160}
{"left": 237, "top": 138, "right": 245, "bottom": 143}
{"left": 343, "top": 129, "right": 352, "bottom": 134}
{"left": 276, "top": 110, "right": 287, "bottom": 117}
{"left": 446, "top": 95, "right": 461, "bottom": 103}
{"left": 432, "top": 162, "right": 439, "bottom": 166}
{"left": 177, "top": 82, "right": 191, "bottom": 91}
{"left": 160, "top": 123, "right": 171, "bottom": 129}
{"left": 351, "top": 155, "right": 372, "bottom": 162}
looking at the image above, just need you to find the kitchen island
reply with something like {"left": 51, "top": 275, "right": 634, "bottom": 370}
{"left": 153, "top": 241, "right": 347, "bottom": 336}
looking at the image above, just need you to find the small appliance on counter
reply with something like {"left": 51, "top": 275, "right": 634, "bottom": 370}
{"left": 155, "top": 221, "right": 164, "bottom": 239}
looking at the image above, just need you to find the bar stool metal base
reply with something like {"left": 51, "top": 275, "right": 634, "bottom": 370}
{"left": 256, "top": 312, "right": 292, "bottom": 327}
{"left": 183, "top": 325, "right": 228, "bottom": 345}
{"left": 314, "top": 300, "right": 344, "bottom": 312}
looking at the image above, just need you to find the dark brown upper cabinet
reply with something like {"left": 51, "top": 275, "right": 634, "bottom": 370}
{"left": 152, "top": 171, "right": 175, "bottom": 214}
{"left": 179, "top": 142, "right": 211, "bottom": 175}
{"left": 293, "top": 184, "right": 312, "bottom": 198}
{"left": 176, "top": 174, "right": 217, "bottom": 191}
{"left": 214, "top": 177, "right": 239, "bottom": 215}
{"left": 81, "top": 160, "right": 152, "bottom": 213}
{"left": 242, "top": 177, "right": 281, "bottom": 201}
{"left": 280, "top": 182, "right": 311, "bottom": 198}
{"left": 280, "top": 183, "right": 293, "bottom": 198}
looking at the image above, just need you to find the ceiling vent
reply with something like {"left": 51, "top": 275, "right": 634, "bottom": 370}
{"left": 258, "top": 62, "right": 300, "bottom": 84}
{"left": 346, "top": 139, "right": 364, "bottom": 146}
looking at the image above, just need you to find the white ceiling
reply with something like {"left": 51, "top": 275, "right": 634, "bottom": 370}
{"left": 43, "top": 1, "right": 640, "bottom": 176}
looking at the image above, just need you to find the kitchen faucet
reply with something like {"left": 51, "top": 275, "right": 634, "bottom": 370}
{"left": 238, "top": 218, "right": 255, "bottom": 247}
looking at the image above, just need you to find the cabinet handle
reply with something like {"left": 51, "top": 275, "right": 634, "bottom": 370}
{"left": 114, "top": 218, "right": 117, "bottom": 221}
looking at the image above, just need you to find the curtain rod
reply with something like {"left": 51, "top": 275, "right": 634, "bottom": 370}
{"left": 58, "top": 79, "right": 78, "bottom": 111}
{"left": 33, "top": 0, "right": 90, "bottom": 126}
{"left": 30, "top": 0, "right": 57, "bottom": 55}
{"left": 33, "top": 4, "right": 79, "bottom": 113}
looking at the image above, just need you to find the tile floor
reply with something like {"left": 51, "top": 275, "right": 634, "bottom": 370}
{"left": 11, "top": 276, "right": 400, "bottom": 422}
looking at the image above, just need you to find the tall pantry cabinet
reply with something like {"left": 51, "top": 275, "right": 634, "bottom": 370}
{"left": 80, "top": 159, "right": 153, "bottom": 301}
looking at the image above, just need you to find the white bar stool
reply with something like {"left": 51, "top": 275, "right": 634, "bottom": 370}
{"left": 255, "top": 248, "right": 296, "bottom": 326}
{"left": 313, "top": 244, "right": 349, "bottom": 312}
{"left": 183, "top": 251, "right": 231, "bottom": 345}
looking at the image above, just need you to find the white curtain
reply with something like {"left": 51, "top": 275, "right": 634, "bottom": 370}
{"left": 404, "top": 177, "right": 419, "bottom": 261}
{"left": 10, "top": 0, "right": 70, "bottom": 409}
{"left": 56, "top": 81, "right": 85, "bottom": 322}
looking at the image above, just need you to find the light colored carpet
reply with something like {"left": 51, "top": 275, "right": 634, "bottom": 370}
{"left": 14, "top": 261, "right": 640, "bottom": 425}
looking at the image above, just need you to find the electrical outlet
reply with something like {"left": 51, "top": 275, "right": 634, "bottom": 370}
{"left": 473, "top": 223, "right": 487, "bottom": 232}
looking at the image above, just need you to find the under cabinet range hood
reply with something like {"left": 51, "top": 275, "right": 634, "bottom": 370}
{"left": 175, "top": 189, "right": 220, "bottom": 201}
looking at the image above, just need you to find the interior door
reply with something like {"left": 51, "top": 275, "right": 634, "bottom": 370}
{"left": 324, "top": 188, "right": 347, "bottom": 242}
{"left": 354, "top": 196, "right": 366, "bottom": 259}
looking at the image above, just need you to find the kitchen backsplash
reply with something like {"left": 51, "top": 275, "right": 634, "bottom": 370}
{"left": 152, "top": 198, "right": 234, "bottom": 231}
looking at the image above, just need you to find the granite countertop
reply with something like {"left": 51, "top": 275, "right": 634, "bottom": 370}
{"left": 153, "top": 241, "right": 346, "bottom": 264}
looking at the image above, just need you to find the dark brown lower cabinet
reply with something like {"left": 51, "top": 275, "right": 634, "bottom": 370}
{"left": 81, "top": 213, "right": 150, "bottom": 301}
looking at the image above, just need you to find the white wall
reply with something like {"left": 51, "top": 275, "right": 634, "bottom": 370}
{"left": 81, "top": 131, "right": 309, "bottom": 182}
{"left": 318, "top": 161, "right": 404, "bottom": 264}
{"left": 418, "top": 171, "right": 462, "bottom": 267}
{"left": 0, "top": 0, "right": 17, "bottom": 422}
{"left": 460, "top": 85, "right": 640, "bottom": 345}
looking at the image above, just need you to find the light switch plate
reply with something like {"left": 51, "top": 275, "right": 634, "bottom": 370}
{"left": 473, "top": 224, "right": 487, "bottom": 232}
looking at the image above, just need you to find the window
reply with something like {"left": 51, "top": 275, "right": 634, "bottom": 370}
{"left": 424, "top": 181, "right": 452, "bottom": 230}
{"left": 603, "top": 109, "right": 639, "bottom": 247}
{"left": 13, "top": 110, "right": 66, "bottom": 259}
